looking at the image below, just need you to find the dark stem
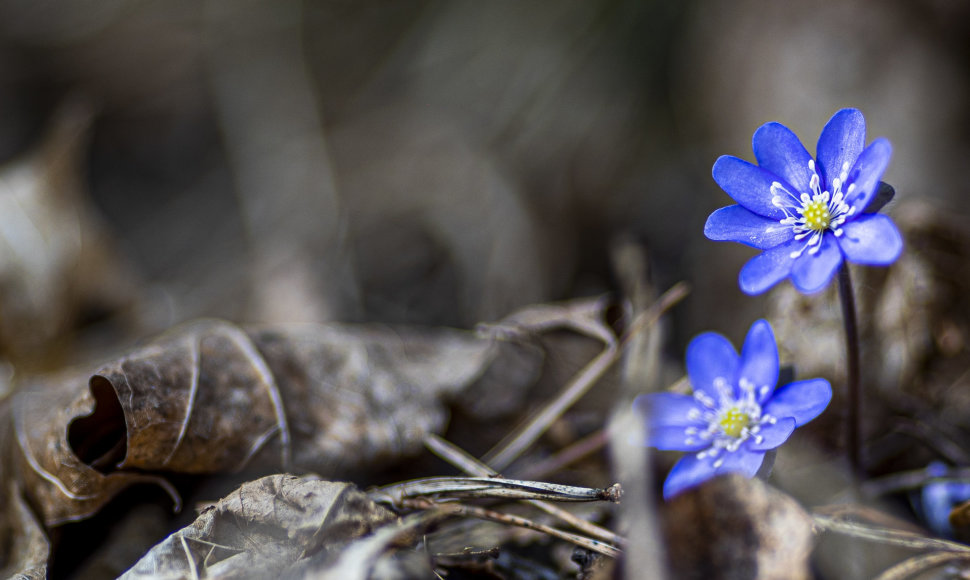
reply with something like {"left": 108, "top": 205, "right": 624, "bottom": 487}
{"left": 838, "top": 264, "right": 862, "bottom": 480}
{"left": 756, "top": 449, "right": 777, "bottom": 480}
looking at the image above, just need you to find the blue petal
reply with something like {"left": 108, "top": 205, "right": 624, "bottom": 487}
{"left": 738, "top": 320, "right": 779, "bottom": 401}
{"left": 738, "top": 241, "right": 798, "bottom": 295}
{"left": 714, "top": 448, "right": 767, "bottom": 478}
{"left": 921, "top": 480, "right": 958, "bottom": 537}
{"left": 790, "top": 234, "right": 843, "bottom": 293}
{"left": 816, "top": 108, "right": 866, "bottom": 189}
{"left": 686, "top": 332, "right": 739, "bottom": 401}
{"left": 663, "top": 454, "right": 716, "bottom": 499}
{"left": 763, "top": 378, "right": 832, "bottom": 427}
{"left": 647, "top": 425, "right": 711, "bottom": 452}
{"left": 712, "top": 156, "right": 786, "bottom": 220}
{"left": 746, "top": 417, "right": 795, "bottom": 451}
{"left": 704, "top": 205, "right": 795, "bottom": 249}
{"left": 837, "top": 214, "right": 903, "bottom": 265}
{"left": 663, "top": 449, "right": 767, "bottom": 499}
{"left": 919, "top": 464, "right": 970, "bottom": 538}
{"left": 752, "top": 122, "right": 814, "bottom": 195}
{"left": 633, "top": 393, "right": 705, "bottom": 428}
{"left": 845, "top": 138, "right": 892, "bottom": 212}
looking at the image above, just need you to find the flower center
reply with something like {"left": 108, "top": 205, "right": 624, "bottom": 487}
{"left": 685, "top": 377, "right": 777, "bottom": 468}
{"left": 800, "top": 198, "right": 831, "bottom": 231}
{"left": 719, "top": 407, "right": 750, "bottom": 438}
{"left": 769, "top": 159, "right": 856, "bottom": 259}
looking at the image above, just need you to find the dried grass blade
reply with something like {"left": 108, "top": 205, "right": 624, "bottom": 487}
{"left": 873, "top": 551, "right": 970, "bottom": 580}
{"left": 370, "top": 476, "right": 619, "bottom": 505}
{"left": 483, "top": 281, "right": 688, "bottom": 470}
{"left": 424, "top": 434, "right": 625, "bottom": 546}
{"left": 813, "top": 513, "right": 970, "bottom": 552}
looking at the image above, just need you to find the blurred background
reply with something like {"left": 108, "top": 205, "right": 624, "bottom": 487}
{"left": 2, "top": 2, "right": 970, "bottom": 577}
{"left": 0, "top": 0, "right": 967, "bottom": 368}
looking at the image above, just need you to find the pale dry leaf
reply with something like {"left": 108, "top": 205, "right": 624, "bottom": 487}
{"left": 311, "top": 511, "right": 445, "bottom": 580}
{"left": 0, "top": 481, "right": 49, "bottom": 580}
{"left": 0, "top": 99, "right": 135, "bottom": 367}
{"left": 120, "top": 474, "right": 398, "bottom": 580}
{"left": 662, "top": 474, "right": 815, "bottom": 580}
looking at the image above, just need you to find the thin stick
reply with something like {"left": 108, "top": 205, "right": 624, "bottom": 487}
{"left": 813, "top": 513, "right": 970, "bottom": 553}
{"left": 861, "top": 466, "right": 970, "bottom": 498}
{"left": 838, "top": 265, "right": 862, "bottom": 480}
{"left": 370, "top": 476, "right": 619, "bottom": 504}
{"left": 873, "top": 551, "right": 970, "bottom": 580}
{"left": 483, "top": 282, "right": 689, "bottom": 470}
{"left": 514, "top": 429, "right": 609, "bottom": 481}
{"left": 485, "top": 344, "right": 617, "bottom": 470}
{"left": 425, "top": 433, "right": 497, "bottom": 477}
{"left": 424, "top": 434, "right": 625, "bottom": 546}
{"left": 404, "top": 499, "right": 622, "bottom": 558}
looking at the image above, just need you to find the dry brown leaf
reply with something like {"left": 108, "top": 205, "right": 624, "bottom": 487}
{"left": 119, "top": 474, "right": 398, "bottom": 579}
{"left": 7, "top": 318, "right": 541, "bottom": 527}
{"left": 662, "top": 474, "right": 815, "bottom": 580}
{"left": 9, "top": 366, "right": 182, "bottom": 526}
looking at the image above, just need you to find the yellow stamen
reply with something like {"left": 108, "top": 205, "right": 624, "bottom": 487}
{"left": 719, "top": 408, "right": 750, "bottom": 438}
{"left": 801, "top": 199, "right": 831, "bottom": 231}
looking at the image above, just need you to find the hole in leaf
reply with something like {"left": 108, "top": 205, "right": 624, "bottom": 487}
{"left": 68, "top": 376, "right": 127, "bottom": 473}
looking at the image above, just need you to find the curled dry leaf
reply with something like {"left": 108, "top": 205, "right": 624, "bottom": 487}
{"left": 7, "top": 318, "right": 541, "bottom": 527}
{"left": 662, "top": 474, "right": 814, "bottom": 580}
{"left": 120, "top": 474, "right": 398, "bottom": 579}
{"left": 9, "top": 367, "right": 182, "bottom": 526}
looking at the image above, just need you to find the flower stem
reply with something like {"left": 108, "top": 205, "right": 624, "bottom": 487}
{"left": 838, "top": 264, "right": 862, "bottom": 480}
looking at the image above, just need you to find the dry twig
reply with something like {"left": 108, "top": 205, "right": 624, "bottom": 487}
{"left": 424, "top": 434, "right": 625, "bottom": 546}
{"left": 403, "top": 499, "right": 622, "bottom": 558}
{"left": 483, "top": 281, "right": 689, "bottom": 470}
{"left": 370, "top": 476, "right": 619, "bottom": 505}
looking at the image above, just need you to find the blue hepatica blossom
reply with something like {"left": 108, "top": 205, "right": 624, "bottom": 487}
{"left": 705, "top": 108, "right": 903, "bottom": 294}
{"left": 634, "top": 320, "right": 832, "bottom": 499}
{"left": 912, "top": 462, "right": 970, "bottom": 539}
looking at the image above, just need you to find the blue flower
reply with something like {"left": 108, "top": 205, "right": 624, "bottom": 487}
{"left": 633, "top": 320, "right": 832, "bottom": 499}
{"left": 705, "top": 108, "right": 903, "bottom": 294}
{"left": 912, "top": 462, "right": 970, "bottom": 539}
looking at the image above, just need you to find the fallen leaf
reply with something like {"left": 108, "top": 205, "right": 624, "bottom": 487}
{"left": 119, "top": 474, "right": 398, "bottom": 579}
{"left": 10, "top": 367, "right": 181, "bottom": 526}
{"left": 662, "top": 474, "right": 814, "bottom": 580}
{"left": 8, "top": 318, "right": 541, "bottom": 527}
